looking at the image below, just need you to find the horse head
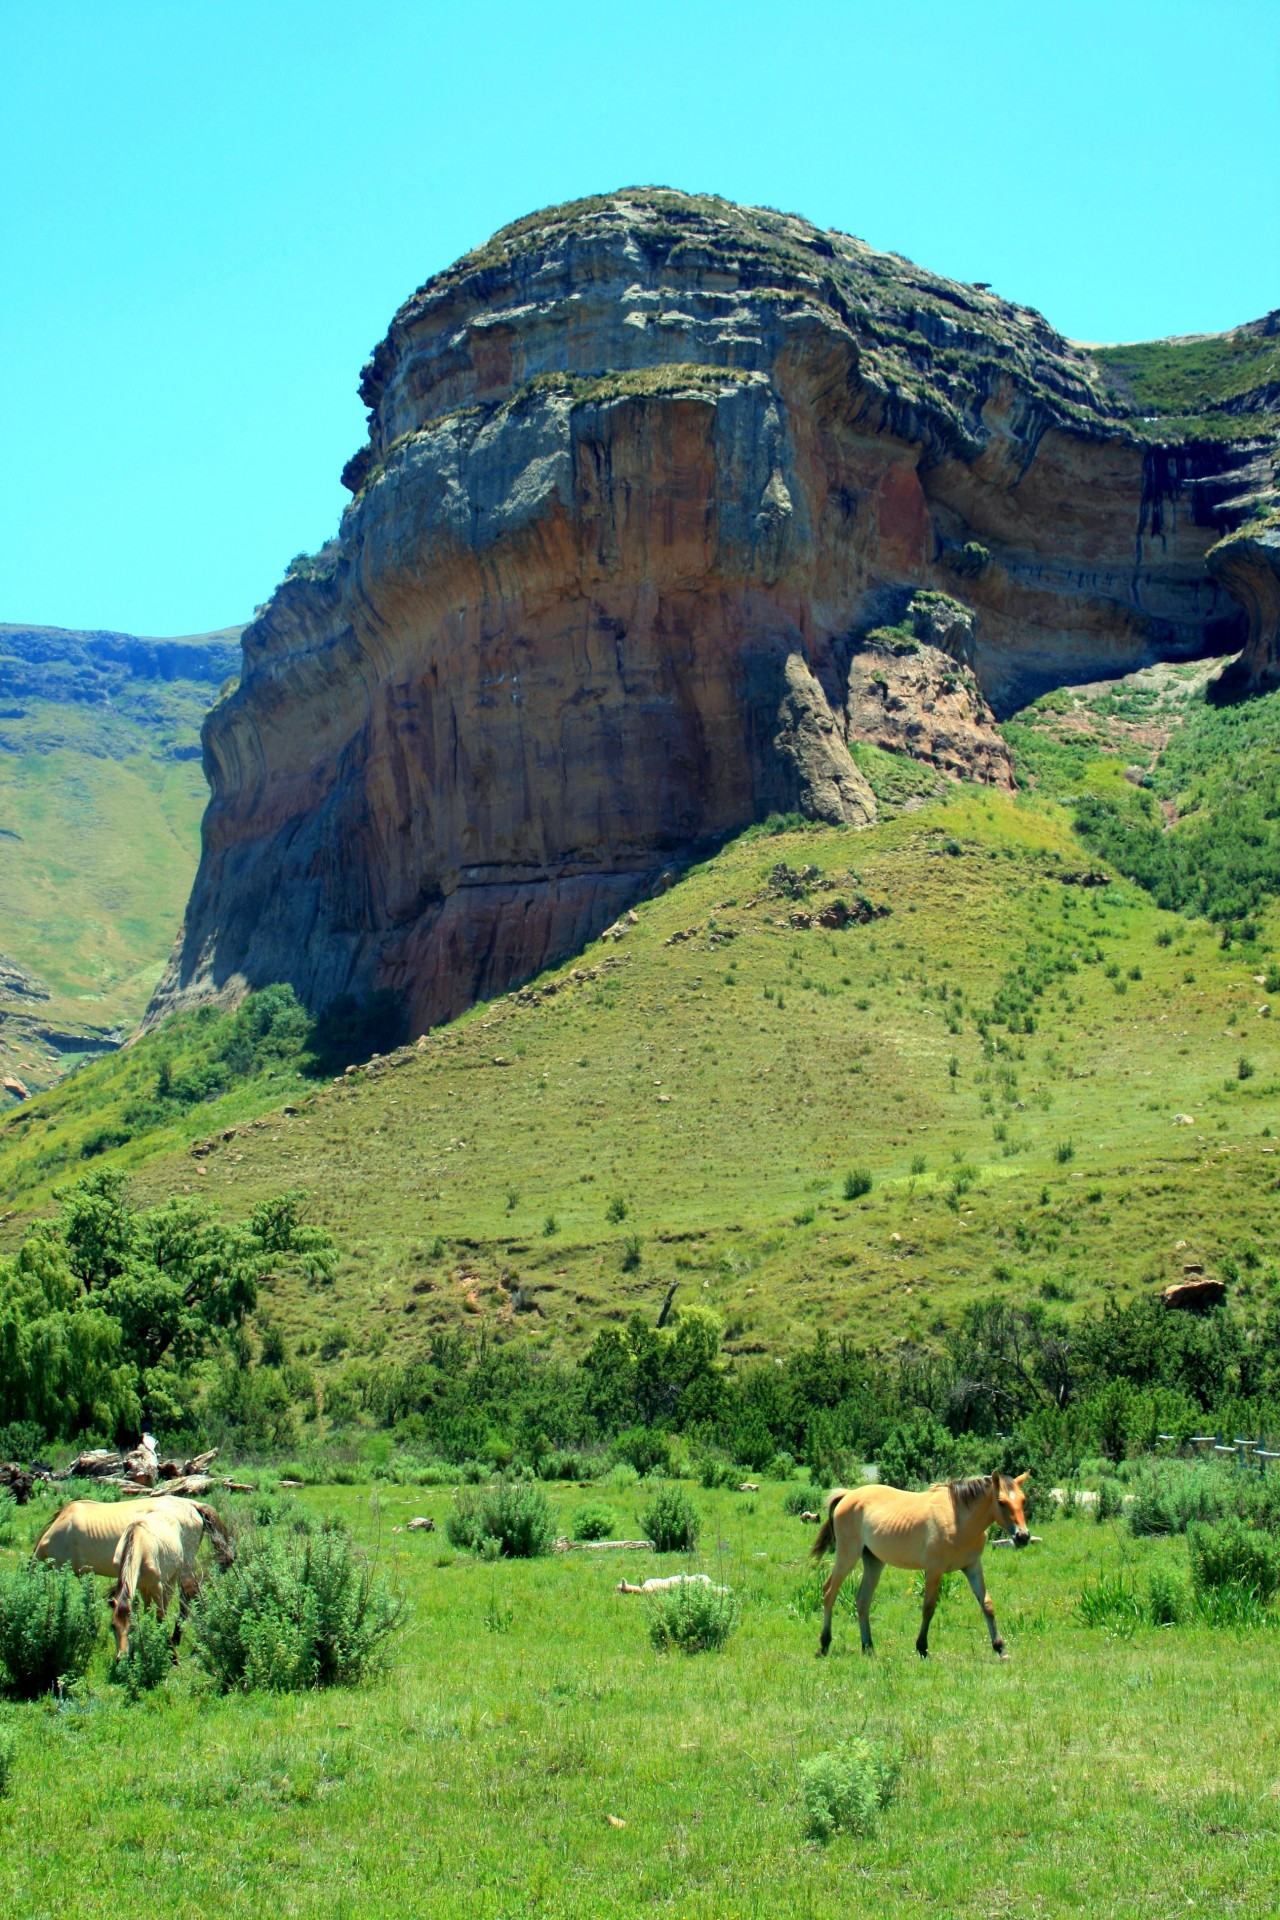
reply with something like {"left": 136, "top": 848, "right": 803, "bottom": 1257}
{"left": 111, "top": 1585, "right": 133, "bottom": 1659}
{"left": 992, "top": 1471, "right": 1031, "bottom": 1547}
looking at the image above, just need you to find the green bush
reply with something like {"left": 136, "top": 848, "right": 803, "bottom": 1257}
{"left": 641, "top": 1483, "right": 700, "bottom": 1553}
{"left": 783, "top": 1482, "right": 827, "bottom": 1516}
{"left": 446, "top": 1479, "right": 555, "bottom": 1558}
{"left": 1074, "top": 1571, "right": 1143, "bottom": 1637}
{"left": 570, "top": 1501, "right": 617, "bottom": 1543}
{"left": 799, "top": 1738, "right": 898, "bottom": 1841}
{"left": 1093, "top": 1476, "right": 1125, "bottom": 1522}
{"left": 109, "top": 1605, "right": 173, "bottom": 1699}
{"left": 1146, "top": 1565, "right": 1188, "bottom": 1626}
{"left": 646, "top": 1579, "right": 740, "bottom": 1654}
{"left": 875, "top": 1410, "right": 968, "bottom": 1490}
{"left": 192, "top": 1523, "right": 405, "bottom": 1692}
{"left": 0, "top": 1716, "right": 13, "bottom": 1797}
{"left": 1188, "top": 1518, "right": 1280, "bottom": 1602}
{"left": 612, "top": 1427, "right": 674, "bottom": 1477}
{"left": 1127, "top": 1463, "right": 1234, "bottom": 1538}
{"left": 0, "top": 1493, "right": 15, "bottom": 1549}
{"left": 0, "top": 1562, "right": 99, "bottom": 1698}
{"left": 697, "top": 1454, "right": 739, "bottom": 1490}
{"left": 843, "top": 1168, "right": 873, "bottom": 1201}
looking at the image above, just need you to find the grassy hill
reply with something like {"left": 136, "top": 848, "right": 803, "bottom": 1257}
{"left": 3, "top": 658, "right": 1278, "bottom": 1368}
{"left": 0, "top": 623, "right": 238, "bottom": 1098}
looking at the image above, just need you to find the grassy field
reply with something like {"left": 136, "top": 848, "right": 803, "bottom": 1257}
{"left": 2, "top": 1473, "right": 1279, "bottom": 1917}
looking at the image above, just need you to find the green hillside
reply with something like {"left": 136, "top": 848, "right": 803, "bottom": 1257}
{"left": 0, "top": 624, "right": 238, "bottom": 1098}
{"left": 3, "top": 660, "right": 1278, "bottom": 1377}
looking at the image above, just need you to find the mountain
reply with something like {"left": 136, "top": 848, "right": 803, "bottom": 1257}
{"left": 3, "top": 666, "right": 1277, "bottom": 1354}
{"left": 0, "top": 622, "right": 240, "bottom": 1101}
{"left": 145, "top": 189, "right": 1279, "bottom": 1043}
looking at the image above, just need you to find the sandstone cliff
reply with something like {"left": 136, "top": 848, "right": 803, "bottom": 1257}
{"left": 148, "top": 189, "right": 1277, "bottom": 1036}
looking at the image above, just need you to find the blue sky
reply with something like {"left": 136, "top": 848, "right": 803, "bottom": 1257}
{"left": 3, "top": 1, "right": 1276, "bottom": 636}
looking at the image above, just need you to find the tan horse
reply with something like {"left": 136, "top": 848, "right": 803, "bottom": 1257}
{"left": 33, "top": 1495, "right": 235, "bottom": 1657}
{"left": 811, "top": 1471, "right": 1031, "bottom": 1659}
{"left": 110, "top": 1508, "right": 201, "bottom": 1659}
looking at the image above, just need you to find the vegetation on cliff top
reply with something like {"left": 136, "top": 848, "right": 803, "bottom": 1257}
{"left": 1092, "top": 322, "right": 1280, "bottom": 443}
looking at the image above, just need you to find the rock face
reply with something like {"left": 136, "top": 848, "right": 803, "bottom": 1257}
{"left": 149, "top": 189, "right": 1276, "bottom": 1036}
{"left": 1207, "top": 519, "right": 1280, "bottom": 688}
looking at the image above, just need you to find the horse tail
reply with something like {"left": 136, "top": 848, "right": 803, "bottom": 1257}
{"left": 191, "top": 1502, "right": 236, "bottom": 1568}
{"left": 114, "top": 1521, "right": 146, "bottom": 1609}
{"left": 810, "top": 1489, "right": 847, "bottom": 1561}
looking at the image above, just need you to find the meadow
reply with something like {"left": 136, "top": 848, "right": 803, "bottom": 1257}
{"left": 3, "top": 1470, "right": 1280, "bottom": 1918}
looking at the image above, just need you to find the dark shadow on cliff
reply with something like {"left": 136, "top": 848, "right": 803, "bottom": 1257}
{"left": 302, "top": 991, "right": 409, "bottom": 1078}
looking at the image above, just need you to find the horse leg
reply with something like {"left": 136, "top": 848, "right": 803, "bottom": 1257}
{"left": 964, "top": 1562, "right": 1007, "bottom": 1659}
{"left": 170, "top": 1572, "right": 199, "bottom": 1653}
{"left": 855, "top": 1548, "right": 884, "bottom": 1654}
{"left": 818, "top": 1515, "right": 861, "bottom": 1657}
{"left": 915, "top": 1567, "right": 943, "bottom": 1658}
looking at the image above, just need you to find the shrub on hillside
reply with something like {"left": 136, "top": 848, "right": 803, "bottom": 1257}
{"left": 799, "top": 1738, "right": 898, "bottom": 1841}
{"left": 641, "top": 1483, "right": 700, "bottom": 1554}
{"left": 0, "top": 1562, "right": 99, "bottom": 1698}
{"left": 446, "top": 1479, "right": 555, "bottom": 1558}
{"left": 570, "top": 1501, "right": 617, "bottom": 1543}
{"left": 646, "top": 1579, "right": 740, "bottom": 1654}
{"left": 0, "top": 1716, "right": 13, "bottom": 1797}
{"left": 843, "top": 1168, "right": 873, "bottom": 1201}
{"left": 192, "top": 1523, "right": 404, "bottom": 1692}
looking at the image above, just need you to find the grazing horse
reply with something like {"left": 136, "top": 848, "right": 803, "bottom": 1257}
{"left": 811, "top": 1471, "right": 1031, "bottom": 1659}
{"left": 33, "top": 1495, "right": 235, "bottom": 1657}
{"left": 110, "top": 1509, "right": 195, "bottom": 1658}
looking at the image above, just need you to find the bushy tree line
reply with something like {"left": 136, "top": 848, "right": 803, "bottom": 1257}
{"left": 0, "top": 1171, "right": 335, "bottom": 1441}
{"left": 305, "top": 1292, "right": 1280, "bottom": 1487}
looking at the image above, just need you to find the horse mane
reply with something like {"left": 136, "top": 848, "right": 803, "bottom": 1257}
{"left": 191, "top": 1501, "right": 237, "bottom": 1568}
{"left": 948, "top": 1475, "right": 997, "bottom": 1507}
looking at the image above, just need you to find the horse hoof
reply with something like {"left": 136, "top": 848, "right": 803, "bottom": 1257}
{"left": 916, "top": 1647, "right": 929, "bottom": 1660}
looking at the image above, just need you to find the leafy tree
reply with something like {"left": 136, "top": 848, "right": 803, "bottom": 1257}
{"left": 0, "top": 1172, "right": 336, "bottom": 1441}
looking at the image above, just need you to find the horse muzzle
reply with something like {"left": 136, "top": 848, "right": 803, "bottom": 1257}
{"left": 1012, "top": 1529, "right": 1031, "bottom": 1550}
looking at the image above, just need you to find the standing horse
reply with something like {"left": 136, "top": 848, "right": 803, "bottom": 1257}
{"left": 110, "top": 1508, "right": 193, "bottom": 1659}
{"left": 811, "top": 1471, "right": 1031, "bottom": 1659}
{"left": 33, "top": 1495, "right": 235, "bottom": 1656}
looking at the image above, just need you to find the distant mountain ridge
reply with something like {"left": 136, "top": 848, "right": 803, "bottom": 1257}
{"left": 0, "top": 622, "right": 241, "bottom": 1101}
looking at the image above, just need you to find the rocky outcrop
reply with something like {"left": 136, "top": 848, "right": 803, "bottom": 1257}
{"left": 1207, "top": 519, "right": 1280, "bottom": 687}
{"left": 147, "top": 189, "right": 1277, "bottom": 1037}
{"left": 846, "top": 593, "right": 1015, "bottom": 788}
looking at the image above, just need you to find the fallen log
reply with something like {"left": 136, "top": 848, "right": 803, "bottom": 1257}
{"left": 989, "top": 1535, "right": 1044, "bottom": 1548}
{"left": 552, "top": 1537, "right": 654, "bottom": 1553}
{"left": 54, "top": 1449, "right": 122, "bottom": 1481}
{"left": 406, "top": 1516, "right": 436, "bottom": 1532}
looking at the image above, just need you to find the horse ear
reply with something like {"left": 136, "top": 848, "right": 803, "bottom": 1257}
{"left": 990, "top": 1470, "right": 1002, "bottom": 1490}
{"left": 1014, "top": 1472, "right": 1030, "bottom": 1486}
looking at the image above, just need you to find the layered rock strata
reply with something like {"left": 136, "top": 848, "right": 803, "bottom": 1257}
{"left": 150, "top": 190, "right": 1276, "bottom": 1035}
